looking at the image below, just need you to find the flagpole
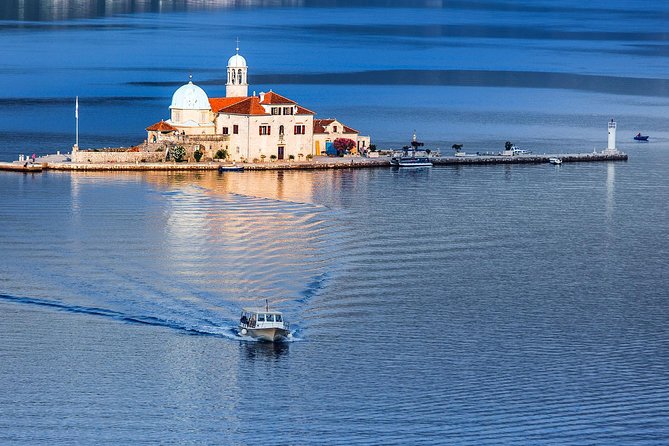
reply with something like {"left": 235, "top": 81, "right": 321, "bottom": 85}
{"left": 75, "top": 96, "right": 79, "bottom": 149}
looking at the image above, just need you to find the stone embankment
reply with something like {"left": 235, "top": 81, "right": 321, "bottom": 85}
{"left": 2, "top": 152, "right": 628, "bottom": 173}
{"left": 432, "top": 152, "right": 628, "bottom": 165}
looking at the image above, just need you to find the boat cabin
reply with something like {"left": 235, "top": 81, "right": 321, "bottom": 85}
{"left": 239, "top": 308, "right": 288, "bottom": 330}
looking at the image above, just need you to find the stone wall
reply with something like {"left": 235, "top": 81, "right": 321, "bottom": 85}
{"left": 72, "top": 149, "right": 165, "bottom": 164}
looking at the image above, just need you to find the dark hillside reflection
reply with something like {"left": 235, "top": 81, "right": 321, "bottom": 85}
{"left": 0, "top": 0, "right": 303, "bottom": 21}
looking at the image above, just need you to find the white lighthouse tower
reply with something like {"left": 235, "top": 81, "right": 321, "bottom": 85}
{"left": 605, "top": 118, "right": 618, "bottom": 153}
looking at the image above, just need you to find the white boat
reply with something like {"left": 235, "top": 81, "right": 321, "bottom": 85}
{"left": 548, "top": 157, "right": 562, "bottom": 165}
{"left": 238, "top": 302, "right": 291, "bottom": 342}
{"left": 397, "top": 156, "right": 432, "bottom": 167}
{"left": 391, "top": 132, "right": 433, "bottom": 167}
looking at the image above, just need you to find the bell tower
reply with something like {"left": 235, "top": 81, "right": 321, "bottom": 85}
{"left": 226, "top": 41, "right": 248, "bottom": 98}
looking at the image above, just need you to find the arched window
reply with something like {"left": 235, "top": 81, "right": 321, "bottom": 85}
{"left": 238, "top": 69, "right": 243, "bottom": 84}
{"left": 279, "top": 125, "right": 284, "bottom": 136}
{"left": 232, "top": 69, "right": 236, "bottom": 84}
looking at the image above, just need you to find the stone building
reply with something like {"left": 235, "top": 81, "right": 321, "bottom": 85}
{"left": 146, "top": 47, "right": 369, "bottom": 162}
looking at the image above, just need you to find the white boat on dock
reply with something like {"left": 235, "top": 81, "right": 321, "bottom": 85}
{"left": 238, "top": 301, "right": 291, "bottom": 342}
{"left": 548, "top": 157, "right": 562, "bottom": 165}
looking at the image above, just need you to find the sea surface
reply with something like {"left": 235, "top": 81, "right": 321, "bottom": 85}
{"left": 1, "top": 1, "right": 669, "bottom": 444}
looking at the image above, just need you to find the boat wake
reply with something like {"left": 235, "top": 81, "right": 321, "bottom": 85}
{"left": 0, "top": 183, "right": 346, "bottom": 341}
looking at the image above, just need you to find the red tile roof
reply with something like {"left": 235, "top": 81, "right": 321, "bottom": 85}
{"left": 313, "top": 119, "right": 335, "bottom": 134}
{"left": 209, "top": 97, "right": 247, "bottom": 113}
{"left": 343, "top": 125, "right": 359, "bottom": 134}
{"left": 218, "top": 96, "right": 268, "bottom": 116}
{"left": 146, "top": 120, "right": 177, "bottom": 132}
{"left": 296, "top": 105, "right": 316, "bottom": 115}
{"left": 260, "top": 91, "right": 297, "bottom": 105}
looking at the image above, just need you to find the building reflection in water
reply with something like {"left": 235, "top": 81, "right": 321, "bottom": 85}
{"left": 144, "top": 169, "right": 328, "bottom": 312}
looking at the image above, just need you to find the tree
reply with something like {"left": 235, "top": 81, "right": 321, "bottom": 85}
{"left": 333, "top": 138, "right": 356, "bottom": 156}
{"left": 452, "top": 144, "right": 463, "bottom": 153}
{"left": 505, "top": 141, "right": 513, "bottom": 151}
{"left": 369, "top": 144, "right": 377, "bottom": 152}
{"left": 215, "top": 149, "right": 228, "bottom": 160}
{"left": 193, "top": 149, "right": 203, "bottom": 162}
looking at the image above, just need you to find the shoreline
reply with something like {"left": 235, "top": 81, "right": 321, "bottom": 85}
{"left": 1, "top": 152, "right": 628, "bottom": 173}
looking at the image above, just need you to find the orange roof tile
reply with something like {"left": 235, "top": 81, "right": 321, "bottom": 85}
{"left": 313, "top": 119, "right": 335, "bottom": 134}
{"left": 343, "top": 125, "right": 359, "bottom": 134}
{"left": 296, "top": 105, "right": 316, "bottom": 115}
{"left": 146, "top": 120, "right": 177, "bottom": 132}
{"left": 260, "top": 91, "right": 297, "bottom": 105}
{"left": 209, "top": 97, "right": 247, "bottom": 113}
{"left": 218, "top": 96, "right": 268, "bottom": 116}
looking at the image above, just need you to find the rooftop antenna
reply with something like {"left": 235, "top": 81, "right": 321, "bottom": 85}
{"left": 265, "top": 299, "right": 269, "bottom": 312}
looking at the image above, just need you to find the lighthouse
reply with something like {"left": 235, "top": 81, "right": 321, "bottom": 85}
{"left": 606, "top": 118, "right": 617, "bottom": 153}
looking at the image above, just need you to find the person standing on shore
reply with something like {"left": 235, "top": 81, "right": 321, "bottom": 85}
{"left": 31, "top": 153, "right": 36, "bottom": 163}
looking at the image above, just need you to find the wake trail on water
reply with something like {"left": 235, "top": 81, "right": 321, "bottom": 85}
{"left": 0, "top": 185, "right": 349, "bottom": 340}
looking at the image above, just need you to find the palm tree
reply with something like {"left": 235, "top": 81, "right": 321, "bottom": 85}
{"left": 452, "top": 144, "right": 463, "bottom": 153}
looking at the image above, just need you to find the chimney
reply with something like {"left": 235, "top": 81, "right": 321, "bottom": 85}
{"left": 259, "top": 91, "right": 265, "bottom": 103}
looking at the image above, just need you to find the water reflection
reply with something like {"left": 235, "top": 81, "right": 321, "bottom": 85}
{"left": 240, "top": 340, "right": 289, "bottom": 361}
{"left": 0, "top": 0, "right": 305, "bottom": 21}
{"left": 606, "top": 162, "right": 615, "bottom": 221}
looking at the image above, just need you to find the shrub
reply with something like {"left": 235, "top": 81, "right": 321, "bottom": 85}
{"left": 193, "top": 149, "right": 203, "bottom": 162}
{"left": 215, "top": 149, "right": 228, "bottom": 160}
{"left": 333, "top": 138, "right": 356, "bottom": 156}
{"left": 288, "top": 154, "right": 295, "bottom": 161}
{"left": 270, "top": 154, "right": 277, "bottom": 161}
{"left": 306, "top": 154, "right": 313, "bottom": 160}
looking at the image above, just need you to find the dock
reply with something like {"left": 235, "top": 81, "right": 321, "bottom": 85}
{"left": 0, "top": 162, "right": 44, "bottom": 173}
{"left": 431, "top": 152, "right": 628, "bottom": 165}
{"left": 0, "top": 152, "right": 628, "bottom": 173}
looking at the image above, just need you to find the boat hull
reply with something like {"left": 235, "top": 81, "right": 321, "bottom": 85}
{"left": 634, "top": 136, "right": 649, "bottom": 141}
{"left": 239, "top": 326, "right": 290, "bottom": 342}
{"left": 398, "top": 161, "right": 432, "bottom": 167}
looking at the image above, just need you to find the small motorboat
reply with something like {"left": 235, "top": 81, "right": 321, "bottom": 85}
{"left": 238, "top": 301, "right": 291, "bottom": 342}
{"left": 634, "top": 133, "right": 649, "bottom": 141}
{"left": 218, "top": 163, "right": 244, "bottom": 172}
{"left": 548, "top": 157, "right": 562, "bottom": 165}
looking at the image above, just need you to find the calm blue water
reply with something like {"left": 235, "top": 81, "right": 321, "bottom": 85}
{"left": 1, "top": 1, "right": 669, "bottom": 444}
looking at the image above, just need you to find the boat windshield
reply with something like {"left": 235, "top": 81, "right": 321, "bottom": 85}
{"left": 275, "top": 314, "right": 282, "bottom": 322}
{"left": 258, "top": 313, "right": 265, "bottom": 322}
{"left": 266, "top": 314, "right": 274, "bottom": 322}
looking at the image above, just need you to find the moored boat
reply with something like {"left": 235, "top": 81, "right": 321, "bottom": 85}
{"left": 548, "top": 157, "right": 562, "bottom": 165}
{"left": 391, "top": 132, "right": 433, "bottom": 167}
{"left": 218, "top": 163, "right": 244, "bottom": 172}
{"left": 238, "top": 301, "right": 291, "bottom": 342}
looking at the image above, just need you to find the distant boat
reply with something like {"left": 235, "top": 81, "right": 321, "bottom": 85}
{"left": 548, "top": 157, "right": 562, "bottom": 165}
{"left": 634, "top": 133, "right": 649, "bottom": 141}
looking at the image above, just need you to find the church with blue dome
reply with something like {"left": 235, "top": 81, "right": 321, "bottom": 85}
{"left": 146, "top": 47, "right": 370, "bottom": 162}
